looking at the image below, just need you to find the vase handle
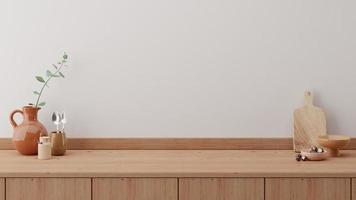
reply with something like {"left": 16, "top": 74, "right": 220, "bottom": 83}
{"left": 9, "top": 109, "right": 24, "bottom": 128}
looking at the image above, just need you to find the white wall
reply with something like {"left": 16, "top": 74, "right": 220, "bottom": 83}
{"left": 1, "top": 0, "right": 356, "bottom": 138}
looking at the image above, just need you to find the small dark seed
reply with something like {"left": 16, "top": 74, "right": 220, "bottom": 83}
{"left": 295, "top": 154, "right": 302, "bottom": 161}
{"left": 301, "top": 155, "right": 308, "bottom": 161}
{"left": 311, "top": 146, "right": 318, "bottom": 152}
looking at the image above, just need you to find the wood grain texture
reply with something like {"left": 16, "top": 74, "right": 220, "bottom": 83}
{"left": 294, "top": 91, "right": 327, "bottom": 152}
{"left": 67, "top": 138, "right": 294, "bottom": 150}
{"left": 179, "top": 178, "right": 264, "bottom": 200}
{"left": 0, "top": 138, "right": 298, "bottom": 150}
{"left": 0, "top": 138, "right": 293, "bottom": 150}
{"left": 93, "top": 178, "right": 177, "bottom": 200}
{"left": 266, "top": 178, "right": 350, "bottom": 200}
{"left": 0, "top": 139, "right": 13, "bottom": 150}
{"left": 353, "top": 178, "right": 356, "bottom": 200}
{"left": 1, "top": 150, "right": 356, "bottom": 177}
{"left": 0, "top": 179, "right": 4, "bottom": 200}
{"left": 6, "top": 178, "right": 91, "bottom": 200}
{"left": 1, "top": 138, "right": 356, "bottom": 150}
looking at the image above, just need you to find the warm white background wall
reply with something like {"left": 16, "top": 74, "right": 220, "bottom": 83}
{"left": 0, "top": 0, "right": 356, "bottom": 138}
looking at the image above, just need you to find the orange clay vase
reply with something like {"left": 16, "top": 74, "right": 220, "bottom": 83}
{"left": 9, "top": 106, "right": 48, "bottom": 155}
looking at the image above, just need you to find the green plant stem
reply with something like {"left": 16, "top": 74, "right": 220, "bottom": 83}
{"left": 35, "top": 63, "right": 64, "bottom": 107}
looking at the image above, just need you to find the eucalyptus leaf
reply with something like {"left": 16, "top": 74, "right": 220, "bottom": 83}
{"left": 38, "top": 102, "right": 46, "bottom": 106}
{"left": 34, "top": 53, "right": 69, "bottom": 108}
{"left": 35, "top": 76, "right": 45, "bottom": 83}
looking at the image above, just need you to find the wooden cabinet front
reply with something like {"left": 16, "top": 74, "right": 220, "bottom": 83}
{"left": 179, "top": 178, "right": 264, "bottom": 200}
{"left": 0, "top": 179, "right": 4, "bottom": 200}
{"left": 93, "top": 178, "right": 177, "bottom": 200}
{"left": 6, "top": 178, "right": 91, "bottom": 200}
{"left": 265, "top": 178, "right": 350, "bottom": 200}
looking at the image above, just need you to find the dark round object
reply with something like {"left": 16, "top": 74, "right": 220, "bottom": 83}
{"left": 296, "top": 154, "right": 302, "bottom": 161}
{"left": 311, "top": 146, "right": 318, "bottom": 152}
{"left": 301, "top": 155, "right": 308, "bottom": 161}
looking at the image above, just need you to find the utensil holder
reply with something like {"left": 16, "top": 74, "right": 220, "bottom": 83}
{"left": 50, "top": 131, "right": 66, "bottom": 156}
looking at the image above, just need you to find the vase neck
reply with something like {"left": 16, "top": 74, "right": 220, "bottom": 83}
{"left": 23, "top": 106, "right": 40, "bottom": 121}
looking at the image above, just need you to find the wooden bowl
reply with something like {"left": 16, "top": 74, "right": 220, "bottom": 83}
{"left": 300, "top": 151, "right": 327, "bottom": 161}
{"left": 318, "top": 135, "right": 351, "bottom": 157}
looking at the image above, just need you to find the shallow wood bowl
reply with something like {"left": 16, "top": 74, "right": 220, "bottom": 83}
{"left": 318, "top": 135, "right": 350, "bottom": 157}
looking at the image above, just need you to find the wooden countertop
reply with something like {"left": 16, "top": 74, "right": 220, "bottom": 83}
{"left": 0, "top": 150, "right": 356, "bottom": 178}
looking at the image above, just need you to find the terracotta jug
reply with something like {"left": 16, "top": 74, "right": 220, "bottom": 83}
{"left": 10, "top": 106, "right": 48, "bottom": 155}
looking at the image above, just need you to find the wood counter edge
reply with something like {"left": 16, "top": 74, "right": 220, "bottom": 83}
{"left": 1, "top": 137, "right": 355, "bottom": 150}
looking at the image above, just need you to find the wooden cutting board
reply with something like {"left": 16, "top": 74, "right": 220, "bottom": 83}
{"left": 293, "top": 91, "right": 327, "bottom": 152}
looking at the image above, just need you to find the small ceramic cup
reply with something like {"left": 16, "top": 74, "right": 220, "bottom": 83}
{"left": 38, "top": 136, "right": 51, "bottom": 160}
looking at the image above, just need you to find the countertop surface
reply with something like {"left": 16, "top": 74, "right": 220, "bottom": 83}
{"left": 0, "top": 150, "right": 356, "bottom": 177}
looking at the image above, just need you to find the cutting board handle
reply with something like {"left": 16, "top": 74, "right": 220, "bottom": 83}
{"left": 304, "top": 91, "right": 314, "bottom": 106}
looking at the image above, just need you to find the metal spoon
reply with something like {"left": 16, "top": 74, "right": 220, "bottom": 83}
{"left": 52, "top": 112, "right": 61, "bottom": 133}
{"left": 61, "top": 112, "right": 67, "bottom": 133}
